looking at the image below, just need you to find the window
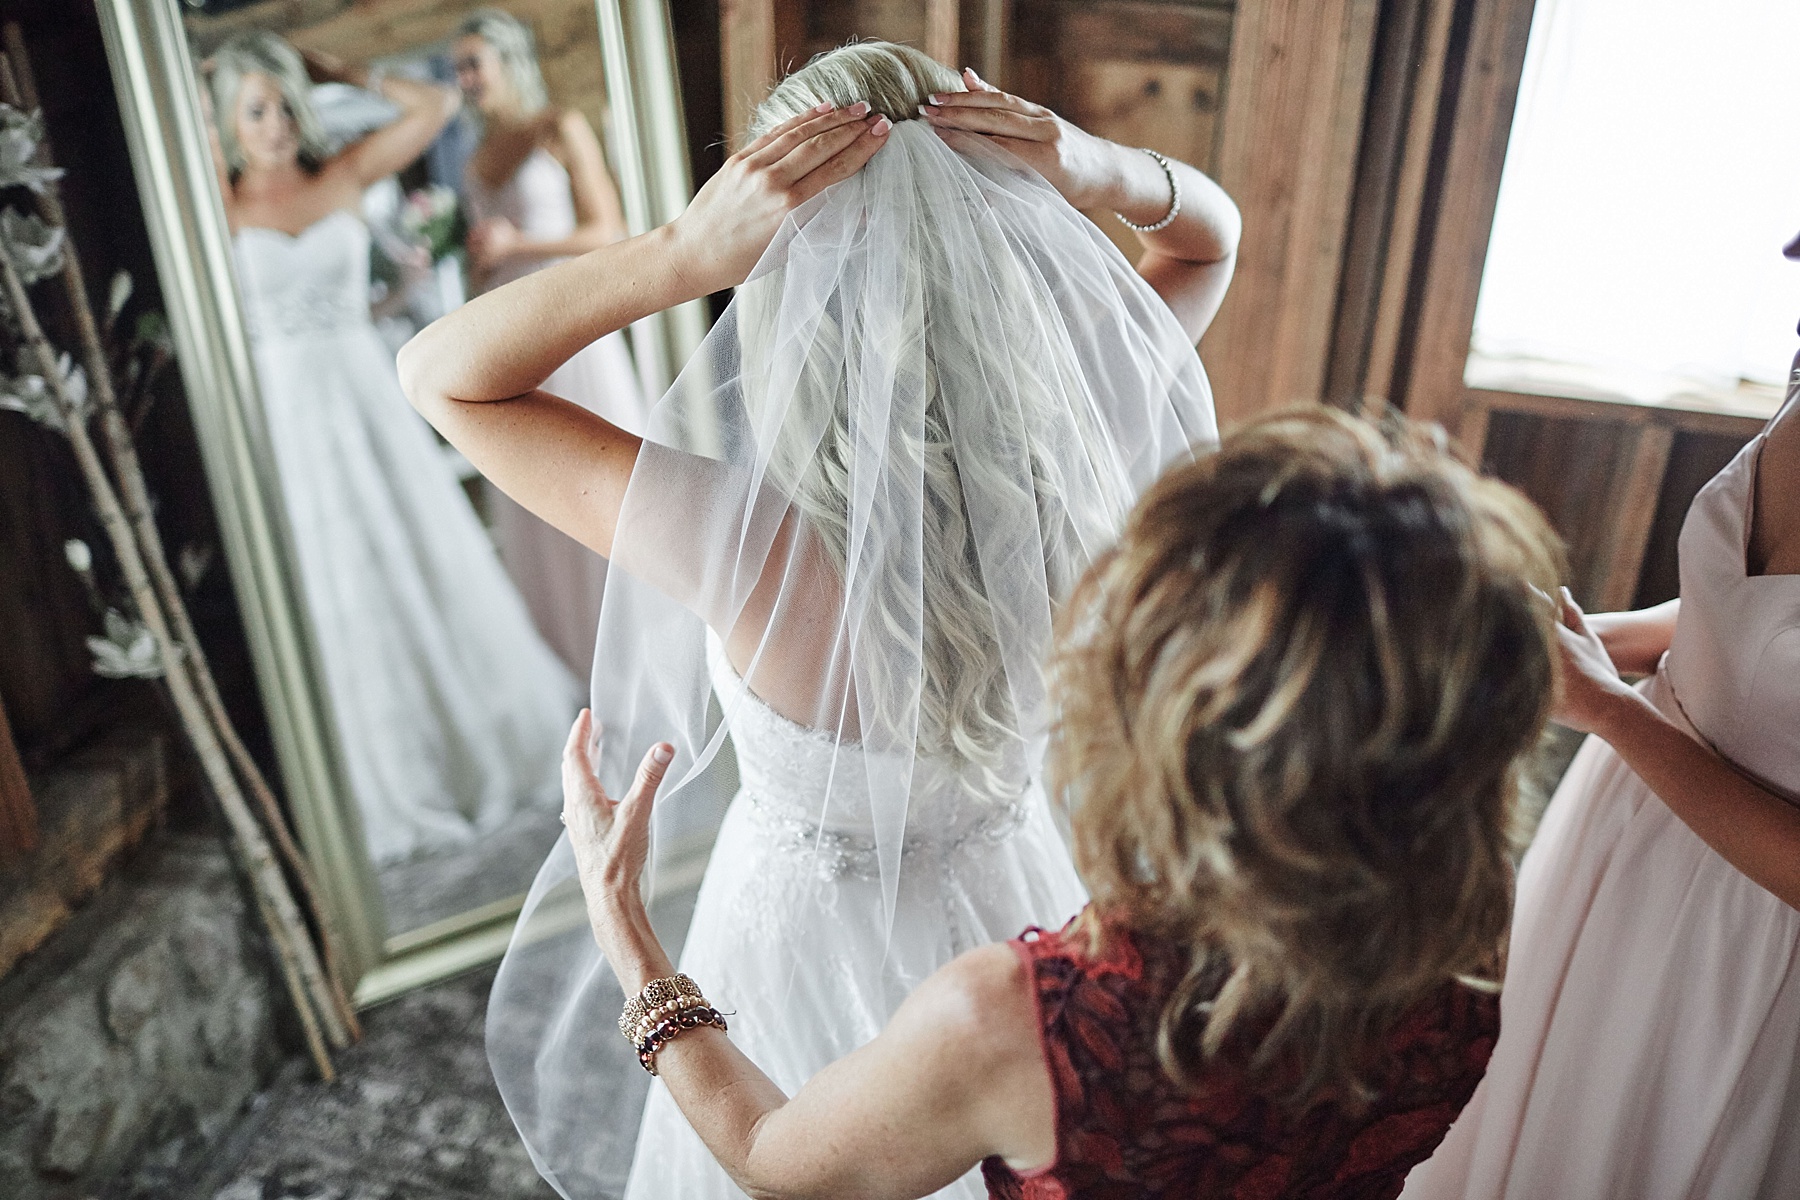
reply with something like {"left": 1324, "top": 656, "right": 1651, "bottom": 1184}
{"left": 1468, "top": 0, "right": 1800, "bottom": 414}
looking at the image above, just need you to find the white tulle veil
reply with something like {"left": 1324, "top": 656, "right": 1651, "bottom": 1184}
{"left": 484, "top": 87, "right": 1216, "bottom": 1196}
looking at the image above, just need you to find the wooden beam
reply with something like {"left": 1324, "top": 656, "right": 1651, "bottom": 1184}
{"left": 972, "top": 0, "right": 1010, "bottom": 85}
{"left": 1323, "top": 0, "right": 1449, "bottom": 409}
{"left": 926, "top": 0, "right": 959, "bottom": 66}
{"left": 1595, "top": 424, "right": 1675, "bottom": 611}
{"left": 1393, "top": 0, "right": 1537, "bottom": 436}
{"left": 0, "top": 690, "right": 35, "bottom": 866}
{"left": 1202, "top": 0, "right": 1383, "bottom": 428}
{"left": 1363, "top": 0, "right": 1456, "bottom": 406}
{"left": 722, "top": 0, "right": 777, "bottom": 148}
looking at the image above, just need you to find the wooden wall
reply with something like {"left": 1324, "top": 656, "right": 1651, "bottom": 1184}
{"left": 186, "top": 0, "right": 614, "bottom": 142}
{"left": 686, "top": 0, "right": 1775, "bottom": 614}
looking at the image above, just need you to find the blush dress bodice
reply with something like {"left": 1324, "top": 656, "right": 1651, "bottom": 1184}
{"left": 462, "top": 147, "right": 650, "bottom": 675}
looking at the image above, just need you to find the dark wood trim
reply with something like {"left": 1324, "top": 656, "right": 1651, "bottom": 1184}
{"left": 1594, "top": 424, "right": 1675, "bottom": 611}
{"left": 1392, "top": 0, "right": 1536, "bottom": 436}
{"left": 1322, "top": 0, "right": 1433, "bottom": 409}
{"left": 0, "top": 691, "right": 36, "bottom": 865}
{"left": 1468, "top": 388, "right": 1770, "bottom": 440}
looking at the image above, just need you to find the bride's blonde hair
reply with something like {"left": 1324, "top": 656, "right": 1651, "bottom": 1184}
{"left": 737, "top": 43, "right": 1130, "bottom": 795}
{"left": 208, "top": 32, "right": 332, "bottom": 175}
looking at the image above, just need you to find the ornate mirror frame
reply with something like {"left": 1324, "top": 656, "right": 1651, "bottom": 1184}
{"left": 93, "top": 0, "right": 705, "bottom": 1004}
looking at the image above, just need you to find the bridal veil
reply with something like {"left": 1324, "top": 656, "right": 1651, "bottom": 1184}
{"left": 485, "top": 93, "right": 1216, "bottom": 1196}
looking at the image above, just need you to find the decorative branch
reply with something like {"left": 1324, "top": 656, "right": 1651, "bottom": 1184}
{"left": 0, "top": 30, "right": 360, "bottom": 1043}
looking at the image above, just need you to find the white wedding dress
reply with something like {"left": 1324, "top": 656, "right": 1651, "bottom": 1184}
{"left": 233, "top": 209, "right": 578, "bottom": 864}
{"left": 465, "top": 148, "right": 650, "bottom": 676}
{"left": 622, "top": 653, "right": 1088, "bottom": 1199}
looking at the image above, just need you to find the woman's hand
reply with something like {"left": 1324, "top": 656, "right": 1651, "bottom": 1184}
{"left": 467, "top": 216, "right": 524, "bottom": 272}
{"left": 919, "top": 69, "right": 1122, "bottom": 210}
{"left": 667, "top": 103, "right": 892, "bottom": 297}
{"left": 1552, "top": 589, "right": 1638, "bottom": 735}
{"left": 561, "top": 709, "right": 677, "bottom": 987}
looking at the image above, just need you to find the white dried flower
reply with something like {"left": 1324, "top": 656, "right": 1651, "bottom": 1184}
{"left": 0, "top": 105, "right": 63, "bottom": 195}
{"left": 0, "top": 208, "right": 65, "bottom": 285}
{"left": 178, "top": 542, "right": 213, "bottom": 590}
{"left": 107, "top": 269, "right": 132, "bottom": 321}
{"left": 87, "top": 609, "right": 166, "bottom": 679}
{"left": 63, "top": 538, "right": 92, "bottom": 574}
{"left": 0, "top": 351, "right": 87, "bottom": 433}
{"left": 0, "top": 369, "right": 56, "bottom": 429}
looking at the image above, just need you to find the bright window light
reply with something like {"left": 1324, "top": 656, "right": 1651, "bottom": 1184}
{"left": 1469, "top": 0, "right": 1800, "bottom": 403}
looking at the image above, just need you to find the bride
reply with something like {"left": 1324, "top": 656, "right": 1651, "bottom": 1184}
{"left": 207, "top": 32, "right": 578, "bottom": 865}
{"left": 400, "top": 42, "right": 1237, "bottom": 1198}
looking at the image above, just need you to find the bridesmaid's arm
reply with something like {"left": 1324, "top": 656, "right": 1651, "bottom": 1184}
{"left": 560, "top": 713, "right": 1054, "bottom": 1200}
{"left": 1587, "top": 599, "right": 1680, "bottom": 677}
{"left": 524, "top": 110, "right": 630, "bottom": 260}
{"left": 397, "top": 104, "right": 890, "bottom": 557}
{"left": 1555, "top": 590, "right": 1800, "bottom": 911}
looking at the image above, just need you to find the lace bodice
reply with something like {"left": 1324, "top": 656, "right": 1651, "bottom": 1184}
{"left": 707, "top": 651, "right": 1028, "bottom": 880}
{"left": 232, "top": 210, "right": 372, "bottom": 341}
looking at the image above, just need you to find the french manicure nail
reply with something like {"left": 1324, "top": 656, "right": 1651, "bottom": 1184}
{"left": 851, "top": 100, "right": 871, "bottom": 116}
{"left": 653, "top": 744, "right": 674, "bottom": 764}
{"left": 927, "top": 93, "right": 944, "bottom": 105}
{"left": 814, "top": 101, "right": 832, "bottom": 113}
{"left": 872, "top": 116, "right": 892, "bottom": 135}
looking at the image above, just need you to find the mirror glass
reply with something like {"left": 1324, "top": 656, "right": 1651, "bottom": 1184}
{"left": 181, "top": 0, "right": 651, "bottom": 941}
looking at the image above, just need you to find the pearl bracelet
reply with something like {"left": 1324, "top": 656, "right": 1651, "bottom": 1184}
{"left": 1116, "top": 147, "right": 1181, "bottom": 234}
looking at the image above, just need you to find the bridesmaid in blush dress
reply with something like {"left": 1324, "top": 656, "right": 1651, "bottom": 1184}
{"left": 452, "top": 9, "right": 649, "bottom": 675}
{"left": 1403, "top": 305, "right": 1800, "bottom": 1195}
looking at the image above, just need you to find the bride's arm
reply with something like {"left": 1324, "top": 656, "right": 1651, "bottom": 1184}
{"left": 396, "top": 104, "right": 891, "bottom": 558}
{"left": 922, "top": 69, "right": 1240, "bottom": 344}
{"left": 562, "top": 713, "right": 1053, "bottom": 1200}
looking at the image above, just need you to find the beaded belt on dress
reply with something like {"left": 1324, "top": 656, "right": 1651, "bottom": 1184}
{"left": 741, "top": 788, "right": 1030, "bottom": 882}
{"left": 241, "top": 288, "right": 367, "bottom": 339}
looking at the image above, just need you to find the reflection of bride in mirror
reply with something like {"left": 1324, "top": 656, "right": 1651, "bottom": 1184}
{"left": 205, "top": 32, "right": 578, "bottom": 865}
{"left": 453, "top": 9, "right": 649, "bottom": 674}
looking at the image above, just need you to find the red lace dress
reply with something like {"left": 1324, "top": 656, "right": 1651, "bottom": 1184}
{"left": 981, "top": 916, "right": 1500, "bottom": 1200}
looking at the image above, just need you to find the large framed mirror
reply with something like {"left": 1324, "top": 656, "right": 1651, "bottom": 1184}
{"left": 93, "top": 0, "right": 708, "bottom": 1004}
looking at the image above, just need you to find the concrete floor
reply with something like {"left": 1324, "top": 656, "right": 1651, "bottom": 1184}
{"left": 115, "top": 885, "right": 700, "bottom": 1200}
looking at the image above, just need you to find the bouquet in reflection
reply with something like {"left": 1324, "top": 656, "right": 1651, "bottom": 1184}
{"left": 399, "top": 183, "right": 463, "bottom": 263}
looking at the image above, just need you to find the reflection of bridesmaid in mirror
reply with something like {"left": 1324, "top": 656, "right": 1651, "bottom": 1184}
{"left": 453, "top": 8, "right": 649, "bottom": 675}
{"left": 205, "top": 32, "right": 578, "bottom": 866}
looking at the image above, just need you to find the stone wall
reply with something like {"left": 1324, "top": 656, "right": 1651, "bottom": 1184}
{"left": 0, "top": 834, "right": 282, "bottom": 1199}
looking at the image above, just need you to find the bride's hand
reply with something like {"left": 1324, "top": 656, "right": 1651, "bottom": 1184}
{"left": 562, "top": 709, "right": 674, "bottom": 942}
{"left": 667, "top": 103, "right": 891, "bottom": 297}
{"left": 920, "top": 69, "right": 1121, "bottom": 210}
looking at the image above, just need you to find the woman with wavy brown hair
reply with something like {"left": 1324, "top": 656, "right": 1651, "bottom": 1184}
{"left": 556, "top": 406, "right": 1565, "bottom": 1200}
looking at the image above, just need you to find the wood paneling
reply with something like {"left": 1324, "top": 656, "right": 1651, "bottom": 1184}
{"left": 721, "top": 0, "right": 779, "bottom": 145}
{"left": 1011, "top": 1, "right": 1231, "bottom": 266}
{"left": 1201, "top": 0, "right": 1381, "bottom": 427}
{"left": 188, "top": 0, "right": 615, "bottom": 146}
{"left": 1392, "top": 0, "right": 1535, "bottom": 435}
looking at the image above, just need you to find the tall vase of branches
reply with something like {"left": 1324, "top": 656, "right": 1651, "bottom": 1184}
{"left": 0, "top": 31, "right": 357, "bottom": 1078}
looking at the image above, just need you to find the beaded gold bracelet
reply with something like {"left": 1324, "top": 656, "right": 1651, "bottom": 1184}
{"left": 618, "top": 973, "right": 704, "bottom": 1043}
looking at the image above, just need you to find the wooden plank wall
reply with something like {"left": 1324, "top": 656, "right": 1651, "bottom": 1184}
{"left": 697, "top": 0, "right": 1782, "bottom": 615}
{"left": 187, "top": 0, "right": 614, "bottom": 144}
